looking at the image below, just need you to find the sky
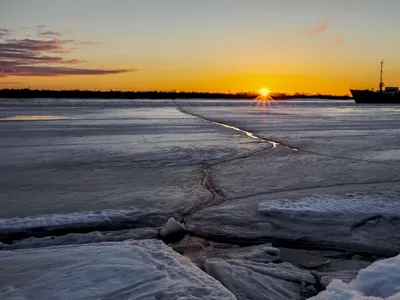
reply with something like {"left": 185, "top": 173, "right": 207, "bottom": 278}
{"left": 1, "top": 0, "right": 400, "bottom": 95}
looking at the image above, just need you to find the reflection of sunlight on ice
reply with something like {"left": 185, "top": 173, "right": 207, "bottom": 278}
{"left": 249, "top": 93, "right": 277, "bottom": 111}
{"left": 0, "top": 116, "right": 69, "bottom": 121}
{"left": 208, "top": 119, "right": 279, "bottom": 148}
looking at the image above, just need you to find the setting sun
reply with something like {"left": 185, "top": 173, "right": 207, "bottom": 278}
{"left": 259, "top": 88, "right": 270, "bottom": 97}
{"left": 250, "top": 87, "right": 276, "bottom": 110}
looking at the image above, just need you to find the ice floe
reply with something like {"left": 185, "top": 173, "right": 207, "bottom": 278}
{"left": 0, "top": 208, "right": 169, "bottom": 243}
{"left": 188, "top": 192, "right": 400, "bottom": 256}
{"left": 0, "top": 239, "right": 236, "bottom": 300}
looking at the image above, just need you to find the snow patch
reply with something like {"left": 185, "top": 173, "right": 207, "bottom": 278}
{"left": 309, "top": 254, "right": 400, "bottom": 300}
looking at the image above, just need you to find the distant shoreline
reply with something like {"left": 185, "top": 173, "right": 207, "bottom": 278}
{"left": 0, "top": 89, "right": 352, "bottom": 100}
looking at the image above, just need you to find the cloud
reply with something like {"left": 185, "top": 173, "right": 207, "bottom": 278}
{"left": 0, "top": 27, "right": 135, "bottom": 77}
{"left": 0, "top": 28, "right": 12, "bottom": 39}
{"left": 0, "top": 39, "right": 75, "bottom": 53}
{"left": 2, "top": 66, "right": 135, "bottom": 77}
{"left": 61, "top": 59, "right": 87, "bottom": 64}
{"left": 73, "top": 41, "right": 101, "bottom": 45}
{"left": 326, "top": 36, "right": 342, "bottom": 49}
{"left": 309, "top": 19, "right": 329, "bottom": 36}
{"left": 39, "top": 31, "right": 62, "bottom": 37}
{"left": 49, "top": 49, "right": 73, "bottom": 54}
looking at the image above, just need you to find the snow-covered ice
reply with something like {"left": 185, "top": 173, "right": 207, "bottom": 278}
{"left": 309, "top": 254, "right": 400, "bottom": 300}
{"left": 1, "top": 228, "right": 158, "bottom": 250}
{"left": 206, "top": 259, "right": 317, "bottom": 300}
{"left": 0, "top": 239, "right": 236, "bottom": 300}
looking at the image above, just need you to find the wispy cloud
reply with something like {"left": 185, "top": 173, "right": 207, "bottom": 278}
{"left": 2, "top": 66, "right": 134, "bottom": 77}
{"left": 73, "top": 41, "right": 101, "bottom": 45}
{"left": 0, "top": 26, "right": 135, "bottom": 77}
{"left": 0, "top": 28, "right": 12, "bottom": 39}
{"left": 309, "top": 19, "right": 329, "bottom": 36}
{"left": 326, "top": 36, "right": 342, "bottom": 49}
{"left": 39, "top": 31, "right": 62, "bottom": 37}
{"left": 61, "top": 59, "right": 87, "bottom": 64}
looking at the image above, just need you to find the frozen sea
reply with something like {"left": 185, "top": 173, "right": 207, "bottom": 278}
{"left": 1, "top": 98, "right": 400, "bottom": 300}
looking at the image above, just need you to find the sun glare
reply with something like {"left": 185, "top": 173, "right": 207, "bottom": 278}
{"left": 259, "top": 87, "right": 270, "bottom": 97}
{"left": 249, "top": 86, "right": 277, "bottom": 111}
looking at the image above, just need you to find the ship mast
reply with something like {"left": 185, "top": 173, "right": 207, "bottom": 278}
{"left": 379, "top": 59, "right": 384, "bottom": 93}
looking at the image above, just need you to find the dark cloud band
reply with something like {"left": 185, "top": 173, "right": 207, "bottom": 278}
{"left": 0, "top": 28, "right": 134, "bottom": 77}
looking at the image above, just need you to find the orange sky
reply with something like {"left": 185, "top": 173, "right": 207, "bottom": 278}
{"left": 1, "top": 0, "right": 400, "bottom": 95}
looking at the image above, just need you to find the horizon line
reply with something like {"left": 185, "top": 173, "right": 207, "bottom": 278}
{"left": 0, "top": 88, "right": 351, "bottom": 97}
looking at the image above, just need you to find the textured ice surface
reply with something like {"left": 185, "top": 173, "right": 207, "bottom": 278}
{"left": 0, "top": 208, "right": 142, "bottom": 229}
{"left": 258, "top": 193, "right": 400, "bottom": 216}
{"left": 206, "top": 259, "right": 316, "bottom": 300}
{"left": 0, "top": 207, "right": 171, "bottom": 245}
{"left": 1, "top": 228, "right": 158, "bottom": 250}
{"left": 0, "top": 239, "right": 235, "bottom": 300}
{"left": 0, "top": 106, "right": 264, "bottom": 219}
{"left": 189, "top": 191, "right": 400, "bottom": 256}
{"left": 309, "top": 254, "right": 400, "bottom": 300}
{"left": 173, "top": 238, "right": 281, "bottom": 270}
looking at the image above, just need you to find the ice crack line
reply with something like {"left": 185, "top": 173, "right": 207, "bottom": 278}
{"left": 180, "top": 166, "right": 225, "bottom": 223}
{"left": 178, "top": 108, "right": 298, "bottom": 151}
{"left": 178, "top": 108, "right": 395, "bottom": 165}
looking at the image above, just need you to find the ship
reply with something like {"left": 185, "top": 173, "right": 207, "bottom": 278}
{"left": 350, "top": 60, "right": 400, "bottom": 104}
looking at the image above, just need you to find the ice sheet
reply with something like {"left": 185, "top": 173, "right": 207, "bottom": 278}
{"left": 0, "top": 239, "right": 236, "bottom": 300}
{"left": 0, "top": 115, "right": 69, "bottom": 120}
{"left": 188, "top": 191, "right": 400, "bottom": 256}
{"left": 0, "top": 207, "right": 169, "bottom": 244}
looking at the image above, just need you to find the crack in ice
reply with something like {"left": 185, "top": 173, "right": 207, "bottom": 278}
{"left": 178, "top": 108, "right": 298, "bottom": 150}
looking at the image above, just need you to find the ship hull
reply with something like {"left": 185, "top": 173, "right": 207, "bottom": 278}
{"left": 351, "top": 89, "right": 400, "bottom": 104}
